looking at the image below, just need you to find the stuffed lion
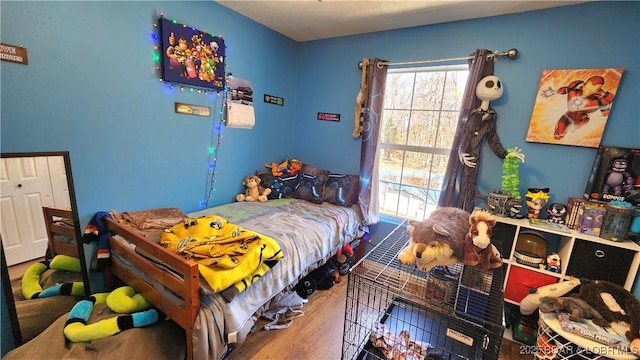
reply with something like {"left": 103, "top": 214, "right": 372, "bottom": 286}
{"left": 398, "top": 207, "right": 470, "bottom": 271}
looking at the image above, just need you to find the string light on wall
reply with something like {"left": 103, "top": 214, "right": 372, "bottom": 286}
{"left": 151, "top": 13, "right": 229, "bottom": 208}
{"left": 201, "top": 88, "right": 228, "bottom": 209}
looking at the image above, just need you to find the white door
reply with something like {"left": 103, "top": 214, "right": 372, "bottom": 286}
{"left": 0, "top": 156, "right": 68, "bottom": 266}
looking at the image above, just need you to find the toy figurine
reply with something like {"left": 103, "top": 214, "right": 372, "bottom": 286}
{"left": 601, "top": 156, "right": 634, "bottom": 197}
{"left": 509, "top": 203, "right": 524, "bottom": 219}
{"left": 525, "top": 188, "right": 550, "bottom": 219}
{"left": 546, "top": 203, "right": 568, "bottom": 224}
{"left": 545, "top": 252, "right": 561, "bottom": 273}
{"left": 457, "top": 75, "right": 525, "bottom": 212}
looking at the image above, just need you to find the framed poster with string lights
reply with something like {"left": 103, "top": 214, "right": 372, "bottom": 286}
{"left": 158, "top": 17, "right": 226, "bottom": 92}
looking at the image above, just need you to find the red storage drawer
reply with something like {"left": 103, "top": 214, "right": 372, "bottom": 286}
{"left": 504, "top": 266, "right": 558, "bottom": 303}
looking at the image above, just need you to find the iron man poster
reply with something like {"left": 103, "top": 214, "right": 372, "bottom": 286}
{"left": 526, "top": 68, "right": 623, "bottom": 148}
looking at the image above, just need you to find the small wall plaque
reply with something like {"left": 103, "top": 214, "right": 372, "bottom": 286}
{"left": 1, "top": 43, "right": 28, "bottom": 65}
{"left": 317, "top": 112, "right": 341, "bottom": 122}
{"left": 175, "top": 102, "right": 211, "bottom": 117}
{"left": 264, "top": 94, "right": 284, "bottom": 106}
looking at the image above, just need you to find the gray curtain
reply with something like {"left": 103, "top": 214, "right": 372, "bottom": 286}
{"left": 356, "top": 58, "right": 388, "bottom": 225}
{"left": 438, "top": 49, "right": 495, "bottom": 211}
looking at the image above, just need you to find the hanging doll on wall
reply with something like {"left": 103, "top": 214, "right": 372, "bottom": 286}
{"left": 458, "top": 75, "right": 525, "bottom": 212}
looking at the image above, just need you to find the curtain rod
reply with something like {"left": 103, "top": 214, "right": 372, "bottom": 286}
{"left": 358, "top": 48, "right": 518, "bottom": 69}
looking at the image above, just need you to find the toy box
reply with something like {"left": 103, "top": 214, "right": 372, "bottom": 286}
{"left": 584, "top": 146, "right": 640, "bottom": 206}
{"left": 576, "top": 202, "right": 607, "bottom": 236}
{"left": 504, "top": 266, "right": 557, "bottom": 304}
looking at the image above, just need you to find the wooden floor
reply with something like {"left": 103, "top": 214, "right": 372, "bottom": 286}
{"left": 227, "top": 277, "right": 531, "bottom": 360}
{"left": 8, "top": 259, "right": 530, "bottom": 360}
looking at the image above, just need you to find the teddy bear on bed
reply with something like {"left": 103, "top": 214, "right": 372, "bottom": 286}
{"left": 236, "top": 175, "right": 272, "bottom": 202}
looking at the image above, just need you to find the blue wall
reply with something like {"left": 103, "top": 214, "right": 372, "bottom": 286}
{"left": 2, "top": 1, "right": 639, "bottom": 345}
{"left": 1, "top": 1, "right": 299, "bottom": 217}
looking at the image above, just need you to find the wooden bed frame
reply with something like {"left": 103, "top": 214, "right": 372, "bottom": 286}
{"left": 42, "top": 207, "right": 79, "bottom": 258}
{"left": 104, "top": 217, "right": 199, "bottom": 360}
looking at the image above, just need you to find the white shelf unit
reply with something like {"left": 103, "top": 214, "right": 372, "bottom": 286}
{"left": 492, "top": 215, "right": 640, "bottom": 306}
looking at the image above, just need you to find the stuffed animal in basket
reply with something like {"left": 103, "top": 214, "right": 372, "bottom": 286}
{"left": 519, "top": 278, "right": 583, "bottom": 315}
{"left": 398, "top": 207, "right": 470, "bottom": 271}
{"left": 236, "top": 175, "right": 271, "bottom": 202}
{"left": 463, "top": 211, "right": 502, "bottom": 271}
{"left": 539, "top": 295, "right": 609, "bottom": 326}
{"left": 578, "top": 280, "right": 640, "bottom": 355}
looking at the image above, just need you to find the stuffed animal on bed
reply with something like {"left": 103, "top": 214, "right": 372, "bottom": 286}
{"left": 462, "top": 211, "right": 502, "bottom": 271}
{"left": 398, "top": 207, "right": 471, "bottom": 271}
{"left": 578, "top": 280, "right": 640, "bottom": 355}
{"left": 236, "top": 175, "right": 271, "bottom": 202}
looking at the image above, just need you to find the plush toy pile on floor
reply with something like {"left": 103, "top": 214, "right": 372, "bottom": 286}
{"left": 294, "top": 244, "right": 354, "bottom": 299}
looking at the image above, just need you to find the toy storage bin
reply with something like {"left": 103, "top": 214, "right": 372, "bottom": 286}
{"left": 565, "top": 239, "right": 635, "bottom": 286}
{"left": 504, "top": 266, "right": 558, "bottom": 303}
{"left": 342, "top": 221, "right": 505, "bottom": 360}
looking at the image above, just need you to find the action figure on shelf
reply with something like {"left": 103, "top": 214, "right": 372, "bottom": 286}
{"left": 601, "top": 156, "right": 634, "bottom": 197}
{"left": 545, "top": 252, "right": 561, "bottom": 273}
{"left": 546, "top": 203, "right": 568, "bottom": 224}
{"left": 525, "top": 188, "right": 550, "bottom": 219}
{"left": 458, "top": 75, "right": 525, "bottom": 212}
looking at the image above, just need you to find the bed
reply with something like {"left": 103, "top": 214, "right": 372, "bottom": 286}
{"left": 42, "top": 206, "right": 79, "bottom": 259}
{"left": 103, "top": 198, "right": 364, "bottom": 360}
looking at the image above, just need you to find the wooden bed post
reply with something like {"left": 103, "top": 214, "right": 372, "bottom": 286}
{"left": 104, "top": 218, "right": 200, "bottom": 360}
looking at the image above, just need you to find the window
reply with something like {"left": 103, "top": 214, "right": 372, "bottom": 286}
{"left": 378, "top": 65, "right": 468, "bottom": 220}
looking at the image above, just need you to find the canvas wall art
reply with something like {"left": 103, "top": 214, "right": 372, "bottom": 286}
{"left": 159, "top": 17, "right": 226, "bottom": 92}
{"left": 525, "top": 68, "right": 623, "bottom": 148}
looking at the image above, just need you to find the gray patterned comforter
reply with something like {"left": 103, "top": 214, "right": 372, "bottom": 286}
{"left": 187, "top": 198, "right": 364, "bottom": 360}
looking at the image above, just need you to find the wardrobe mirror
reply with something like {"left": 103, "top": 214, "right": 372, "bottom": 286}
{"left": 0, "top": 151, "right": 89, "bottom": 346}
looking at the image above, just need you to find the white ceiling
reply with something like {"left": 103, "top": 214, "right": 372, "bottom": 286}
{"left": 215, "top": 0, "right": 588, "bottom": 42}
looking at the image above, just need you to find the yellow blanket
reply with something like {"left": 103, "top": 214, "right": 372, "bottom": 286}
{"left": 160, "top": 215, "right": 283, "bottom": 293}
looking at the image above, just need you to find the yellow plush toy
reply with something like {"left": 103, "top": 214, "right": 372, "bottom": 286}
{"left": 21, "top": 255, "right": 85, "bottom": 300}
{"left": 64, "top": 286, "right": 158, "bottom": 342}
{"left": 236, "top": 174, "right": 271, "bottom": 202}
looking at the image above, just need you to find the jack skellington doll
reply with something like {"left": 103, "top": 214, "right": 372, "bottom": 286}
{"left": 458, "top": 75, "right": 525, "bottom": 211}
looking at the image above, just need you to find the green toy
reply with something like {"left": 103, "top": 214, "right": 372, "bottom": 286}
{"left": 64, "top": 286, "right": 159, "bottom": 342}
{"left": 502, "top": 147, "right": 521, "bottom": 200}
{"left": 21, "top": 255, "right": 84, "bottom": 300}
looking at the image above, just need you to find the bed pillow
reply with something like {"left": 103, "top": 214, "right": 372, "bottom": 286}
{"left": 256, "top": 172, "right": 300, "bottom": 200}
{"left": 293, "top": 173, "right": 327, "bottom": 204}
{"left": 292, "top": 164, "right": 330, "bottom": 204}
{"left": 322, "top": 174, "right": 360, "bottom": 207}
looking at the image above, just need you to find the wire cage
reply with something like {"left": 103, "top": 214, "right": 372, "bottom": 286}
{"left": 342, "top": 220, "right": 505, "bottom": 360}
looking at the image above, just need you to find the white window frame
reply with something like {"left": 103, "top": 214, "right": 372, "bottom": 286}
{"left": 378, "top": 64, "right": 469, "bottom": 221}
